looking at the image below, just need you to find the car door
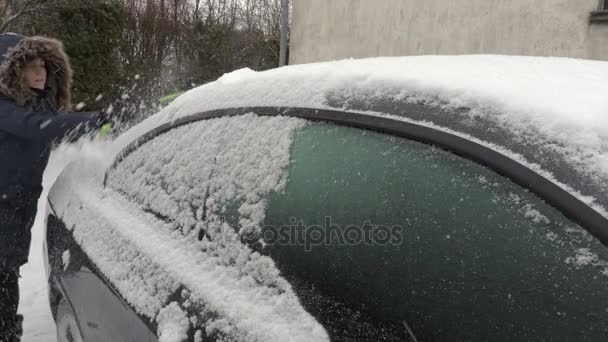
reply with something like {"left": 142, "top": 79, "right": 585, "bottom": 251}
{"left": 47, "top": 208, "right": 159, "bottom": 342}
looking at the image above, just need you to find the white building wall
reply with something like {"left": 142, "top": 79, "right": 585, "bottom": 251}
{"left": 291, "top": 0, "right": 608, "bottom": 63}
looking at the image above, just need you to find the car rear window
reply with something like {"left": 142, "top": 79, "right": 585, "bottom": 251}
{"left": 257, "top": 122, "right": 608, "bottom": 341}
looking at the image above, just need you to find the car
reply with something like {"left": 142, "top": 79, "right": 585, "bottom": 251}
{"left": 44, "top": 55, "right": 608, "bottom": 342}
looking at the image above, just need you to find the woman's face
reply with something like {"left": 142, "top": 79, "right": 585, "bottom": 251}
{"left": 23, "top": 57, "right": 47, "bottom": 90}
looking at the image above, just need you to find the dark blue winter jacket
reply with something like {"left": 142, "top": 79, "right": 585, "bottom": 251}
{"left": 0, "top": 33, "right": 103, "bottom": 268}
{"left": 0, "top": 94, "right": 100, "bottom": 205}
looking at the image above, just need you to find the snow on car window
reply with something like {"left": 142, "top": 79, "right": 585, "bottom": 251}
{"left": 96, "top": 113, "right": 326, "bottom": 341}
{"left": 109, "top": 114, "right": 305, "bottom": 239}
{"left": 469, "top": 165, "right": 608, "bottom": 278}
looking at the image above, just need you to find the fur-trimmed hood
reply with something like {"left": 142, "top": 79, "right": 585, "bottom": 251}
{"left": 0, "top": 36, "right": 72, "bottom": 111}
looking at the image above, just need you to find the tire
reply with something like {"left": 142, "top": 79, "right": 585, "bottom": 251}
{"left": 56, "top": 297, "right": 84, "bottom": 342}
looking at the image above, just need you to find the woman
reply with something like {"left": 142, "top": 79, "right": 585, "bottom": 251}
{"left": 0, "top": 33, "right": 106, "bottom": 341}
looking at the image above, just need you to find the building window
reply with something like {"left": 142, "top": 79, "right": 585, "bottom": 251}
{"left": 590, "top": 1, "right": 608, "bottom": 22}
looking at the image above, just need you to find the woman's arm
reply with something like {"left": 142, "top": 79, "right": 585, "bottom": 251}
{"left": 0, "top": 97, "right": 106, "bottom": 143}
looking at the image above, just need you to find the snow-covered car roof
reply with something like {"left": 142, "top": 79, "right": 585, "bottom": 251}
{"left": 117, "top": 55, "right": 608, "bottom": 220}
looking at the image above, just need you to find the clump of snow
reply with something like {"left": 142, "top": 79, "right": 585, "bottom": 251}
{"left": 564, "top": 247, "right": 608, "bottom": 276}
{"left": 545, "top": 232, "right": 559, "bottom": 242}
{"left": 476, "top": 175, "right": 488, "bottom": 185}
{"left": 538, "top": 223, "right": 608, "bottom": 277}
{"left": 105, "top": 104, "right": 114, "bottom": 115}
{"left": 194, "top": 330, "right": 203, "bottom": 342}
{"left": 205, "top": 318, "right": 234, "bottom": 339}
{"left": 505, "top": 193, "right": 550, "bottom": 224}
{"left": 215, "top": 67, "right": 258, "bottom": 85}
{"left": 61, "top": 250, "right": 70, "bottom": 271}
{"left": 508, "top": 193, "right": 522, "bottom": 205}
{"left": 157, "top": 302, "right": 189, "bottom": 342}
{"left": 521, "top": 203, "right": 551, "bottom": 225}
{"left": 566, "top": 248, "right": 600, "bottom": 267}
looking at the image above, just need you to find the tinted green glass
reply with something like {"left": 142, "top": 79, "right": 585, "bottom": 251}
{"left": 260, "top": 123, "right": 608, "bottom": 341}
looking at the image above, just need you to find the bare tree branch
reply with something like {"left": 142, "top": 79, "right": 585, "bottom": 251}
{"left": 0, "top": 0, "right": 13, "bottom": 22}
{"left": 0, "top": 0, "right": 59, "bottom": 32}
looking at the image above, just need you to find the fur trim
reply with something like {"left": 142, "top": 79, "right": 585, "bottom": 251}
{"left": 0, "top": 36, "right": 72, "bottom": 110}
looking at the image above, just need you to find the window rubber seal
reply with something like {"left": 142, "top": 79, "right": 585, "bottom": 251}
{"left": 104, "top": 106, "right": 608, "bottom": 246}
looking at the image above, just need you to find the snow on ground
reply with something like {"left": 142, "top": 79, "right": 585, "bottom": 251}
{"left": 19, "top": 139, "right": 113, "bottom": 342}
